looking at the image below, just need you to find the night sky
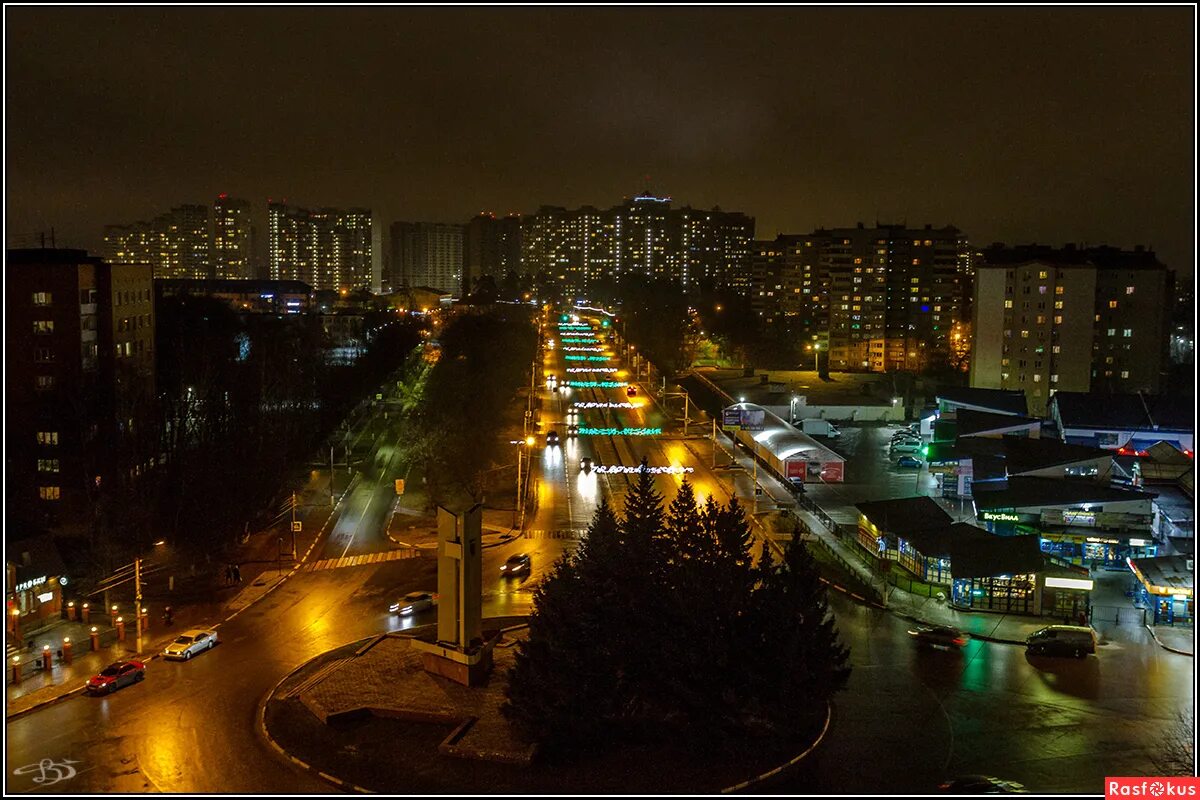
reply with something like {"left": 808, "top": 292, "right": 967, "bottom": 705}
{"left": 5, "top": 7, "right": 1194, "bottom": 271}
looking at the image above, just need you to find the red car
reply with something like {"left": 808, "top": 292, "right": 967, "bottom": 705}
{"left": 86, "top": 660, "right": 145, "bottom": 695}
{"left": 626, "top": 386, "right": 638, "bottom": 397}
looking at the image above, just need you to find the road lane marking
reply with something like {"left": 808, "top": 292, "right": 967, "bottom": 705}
{"left": 306, "top": 548, "right": 422, "bottom": 572}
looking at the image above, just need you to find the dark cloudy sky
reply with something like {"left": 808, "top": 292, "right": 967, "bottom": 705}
{"left": 5, "top": 7, "right": 1195, "bottom": 271}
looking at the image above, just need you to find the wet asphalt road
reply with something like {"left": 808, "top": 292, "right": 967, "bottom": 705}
{"left": 6, "top": 318, "right": 1192, "bottom": 794}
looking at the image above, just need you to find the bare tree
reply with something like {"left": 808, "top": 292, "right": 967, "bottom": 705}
{"left": 1151, "top": 707, "right": 1195, "bottom": 777}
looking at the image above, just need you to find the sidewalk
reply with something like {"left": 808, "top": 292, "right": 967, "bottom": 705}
{"left": 1147, "top": 624, "right": 1194, "bottom": 656}
{"left": 6, "top": 465, "right": 352, "bottom": 720}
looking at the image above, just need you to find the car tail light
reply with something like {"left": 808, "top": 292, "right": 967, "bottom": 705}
{"left": 953, "top": 637, "right": 966, "bottom": 646}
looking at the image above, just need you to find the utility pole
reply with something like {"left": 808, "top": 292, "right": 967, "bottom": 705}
{"left": 290, "top": 491, "right": 298, "bottom": 558}
{"left": 515, "top": 446, "right": 522, "bottom": 527}
{"left": 134, "top": 557, "right": 143, "bottom": 654}
{"left": 329, "top": 445, "right": 335, "bottom": 506}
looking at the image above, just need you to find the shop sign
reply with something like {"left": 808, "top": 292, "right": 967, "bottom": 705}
{"left": 1062, "top": 510, "right": 1096, "bottom": 526}
{"left": 1044, "top": 576, "right": 1094, "bottom": 591}
{"left": 1085, "top": 536, "right": 1120, "bottom": 545}
{"left": 15, "top": 576, "right": 47, "bottom": 593}
{"left": 980, "top": 511, "right": 1020, "bottom": 522}
{"left": 37, "top": 592, "right": 54, "bottom": 603}
{"left": 1128, "top": 539, "right": 1149, "bottom": 547}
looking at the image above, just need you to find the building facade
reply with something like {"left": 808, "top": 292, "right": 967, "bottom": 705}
{"left": 5, "top": 250, "right": 156, "bottom": 533}
{"left": 267, "top": 202, "right": 373, "bottom": 291}
{"left": 519, "top": 193, "right": 754, "bottom": 297}
{"left": 464, "top": 213, "right": 523, "bottom": 292}
{"left": 103, "top": 204, "right": 210, "bottom": 280}
{"left": 970, "top": 244, "right": 1172, "bottom": 416}
{"left": 752, "top": 223, "right": 969, "bottom": 372}
{"left": 388, "top": 221, "right": 464, "bottom": 295}
{"left": 212, "top": 194, "right": 254, "bottom": 280}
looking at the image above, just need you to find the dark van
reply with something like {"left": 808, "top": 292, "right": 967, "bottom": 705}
{"left": 1026, "top": 625, "right": 1097, "bottom": 658}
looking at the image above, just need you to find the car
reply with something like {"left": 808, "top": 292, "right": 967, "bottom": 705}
{"left": 891, "top": 441, "right": 922, "bottom": 454}
{"left": 567, "top": 422, "right": 579, "bottom": 436}
{"left": 1026, "top": 625, "right": 1097, "bottom": 658}
{"left": 891, "top": 432, "right": 921, "bottom": 443}
{"left": 908, "top": 625, "right": 968, "bottom": 650}
{"left": 580, "top": 457, "right": 593, "bottom": 473}
{"left": 501, "top": 553, "right": 531, "bottom": 576}
{"left": 86, "top": 660, "right": 145, "bottom": 694}
{"left": 547, "top": 374, "right": 558, "bottom": 388}
{"left": 896, "top": 455, "right": 923, "bottom": 468}
{"left": 161, "top": 629, "right": 218, "bottom": 660}
{"left": 938, "top": 775, "right": 1027, "bottom": 793}
{"left": 626, "top": 386, "right": 638, "bottom": 397}
{"left": 787, "top": 476, "right": 806, "bottom": 492}
{"left": 390, "top": 591, "right": 437, "bottom": 615}
{"left": 546, "top": 431, "right": 560, "bottom": 447}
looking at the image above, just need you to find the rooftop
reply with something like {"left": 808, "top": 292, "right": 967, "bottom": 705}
{"left": 1051, "top": 392, "right": 1194, "bottom": 432}
{"left": 1129, "top": 555, "right": 1194, "bottom": 594}
{"left": 855, "top": 496, "right": 952, "bottom": 535}
{"left": 971, "top": 476, "right": 1156, "bottom": 511}
{"left": 936, "top": 388, "right": 1029, "bottom": 416}
{"left": 955, "top": 409, "right": 1041, "bottom": 437}
{"left": 728, "top": 403, "right": 844, "bottom": 463}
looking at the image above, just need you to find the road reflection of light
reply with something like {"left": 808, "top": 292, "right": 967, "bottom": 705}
{"left": 578, "top": 469, "right": 598, "bottom": 502}
{"left": 565, "top": 436, "right": 578, "bottom": 457}
{"left": 543, "top": 445, "right": 562, "bottom": 468}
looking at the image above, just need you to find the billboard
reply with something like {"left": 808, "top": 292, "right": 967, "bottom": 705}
{"left": 723, "top": 406, "right": 765, "bottom": 431}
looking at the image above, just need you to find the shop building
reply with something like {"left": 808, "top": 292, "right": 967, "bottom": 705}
{"left": 1128, "top": 555, "right": 1193, "bottom": 624}
{"left": 722, "top": 402, "right": 845, "bottom": 483}
{"left": 6, "top": 534, "right": 69, "bottom": 636}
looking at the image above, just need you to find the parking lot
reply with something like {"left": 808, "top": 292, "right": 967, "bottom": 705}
{"left": 798, "top": 423, "right": 969, "bottom": 526}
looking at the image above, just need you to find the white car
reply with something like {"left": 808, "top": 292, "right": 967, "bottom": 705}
{"left": 891, "top": 441, "right": 922, "bottom": 454}
{"left": 162, "top": 629, "right": 218, "bottom": 660}
{"left": 390, "top": 591, "right": 437, "bottom": 615}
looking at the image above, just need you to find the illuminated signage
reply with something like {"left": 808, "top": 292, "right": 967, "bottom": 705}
{"left": 577, "top": 427, "right": 661, "bottom": 436}
{"left": 980, "top": 511, "right": 1020, "bottom": 522}
{"left": 563, "top": 347, "right": 604, "bottom": 352}
{"left": 1128, "top": 539, "right": 1149, "bottom": 547}
{"left": 593, "top": 465, "right": 694, "bottom": 474}
{"left": 574, "top": 402, "right": 635, "bottom": 409}
{"left": 1085, "top": 536, "right": 1119, "bottom": 545}
{"left": 564, "top": 356, "right": 609, "bottom": 361}
{"left": 566, "top": 367, "right": 618, "bottom": 373}
{"left": 568, "top": 381, "right": 627, "bottom": 388}
{"left": 1062, "top": 510, "right": 1096, "bottom": 526}
{"left": 37, "top": 592, "right": 54, "bottom": 604}
{"left": 15, "top": 576, "right": 47, "bottom": 593}
{"left": 1044, "top": 577, "right": 1094, "bottom": 591}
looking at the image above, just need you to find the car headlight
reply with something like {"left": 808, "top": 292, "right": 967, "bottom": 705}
{"left": 389, "top": 604, "right": 399, "bottom": 612}
{"left": 500, "top": 565, "right": 508, "bottom": 571}
{"left": 400, "top": 606, "right": 414, "bottom": 615}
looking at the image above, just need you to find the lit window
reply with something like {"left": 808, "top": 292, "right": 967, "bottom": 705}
{"left": 1033, "top": 374, "right": 1041, "bottom": 382}
{"left": 1125, "top": 286, "right": 1135, "bottom": 295}
{"left": 1107, "top": 328, "right": 1116, "bottom": 336}
{"left": 1036, "top": 315, "right": 1046, "bottom": 324}
{"left": 32, "top": 292, "right": 52, "bottom": 306}
{"left": 1123, "top": 328, "right": 1132, "bottom": 337}
{"left": 912, "top": 259, "right": 921, "bottom": 266}
{"left": 1020, "top": 330, "right": 1030, "bottom": 338}
{"left": 1054, "top": 316, "right": 1063, "bottom": 325}
{"left": 37, "top": 431, "right": 58, "bottom": 446}
{"left": 1121, "top": 370, "right": 1129, "bottom": 378}
{"left": 1055, "top": 286, "right": 1064, "bottom": 295}
{"left": 35, "top": 375, "right": 54, "bottom": 391}
{"left": 33, "top": 320, "right": 54, "bottom": 335}
{"left": 37, "top": 459, "right": 59, "bottom": 473}
{"left": 33, "top": 347, "right": 53, "bottom": 363}
{"left": 1109, "top": 300, "right": 1118, "bottom": 309}
{"left": 1039, "top": 271, "right": 1048, "bottom": 279}
{"left": 1004, "top": 299, "right": 1013, "bottom": 309}
{"left": 1054, "top": 301, "right": 1064, "bottom": 309}
{"left": 1051, "top": 374, "right": 1059, "bottom": 383}
{"left": 1039, "top": 286, "right": 1047, "bottom": 295}
{"left": 38, "top": 486, "right": 61, "bottom": 501}
{"left": 1052, "top": 345, "right": 1061, "bottom": 354}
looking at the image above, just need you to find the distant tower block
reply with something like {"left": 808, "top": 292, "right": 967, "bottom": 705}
{"left": 412, "top": 504, "right": 498, "bottom": 686}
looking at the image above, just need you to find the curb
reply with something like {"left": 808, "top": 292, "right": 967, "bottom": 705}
{"left": 257, "top": 654, "right": 373, "bottom": 794}
{"left": 720, "top": 699, "right": 833, "bottom": 793}
{"left": 1145, "top": 624, "right": 1195, "bottom": 657}
{"left": 6, "top": 651, "right": 165, "bottom": 721}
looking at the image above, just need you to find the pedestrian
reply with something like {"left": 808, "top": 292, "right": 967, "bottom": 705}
{"left": 224, "top": 564, "right": 232, "bottom": 584}
{"left": 233, "top": 564, "right": 242, "bottom": 583}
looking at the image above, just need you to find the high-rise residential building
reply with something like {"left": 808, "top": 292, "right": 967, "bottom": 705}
{"left": 970, "top": 244, "right": 1172, "bottom": 416}
{"left": 464, "top": 213, "right": 523, "bottom": 292}
{"left": 388, "top": 221, "right": 464, "bottom": 294}
{"left": 103, "top": 204, "right": 210, "bottom": 279}
{"left": 5, "top": 249, "right": 156, "bottom": 533}
{"left": 519, "top": 192, "right": 754, "bottom": 297}
{"left": 267, "top": 202, "right": 373, "bottom": 291}
{"left": 751, "top": 223, "right": 969, "bottom": 372}
{"left": 212, "top": 194, "right": 253, "bottom": 280}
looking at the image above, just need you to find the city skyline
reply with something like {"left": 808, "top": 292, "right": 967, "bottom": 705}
{"left": 5, "top": 8, "right": 1193, "bottom": 272}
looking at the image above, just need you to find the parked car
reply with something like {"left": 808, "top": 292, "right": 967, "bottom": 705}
{"left": 787, "top": 476, "right": 806, "bottom": 492}
{"left": 908, "top": 625, "right": 968, "bottom": 650}
{"left": 938, "top": 775, "right": 1027, "bottom": 793}
{"left": 86, "top": 660, "right": 145, "bottom": 695}
{"left": 501, "top": 553, "right": 532, "bottom": 576}
{"left": 891, "top": 441, "right": 922, "bottom": 454}
{"left": 891, "top": 431, "right": 921, "bottom": 443}
{"left": 1026, "top": 625, "right": 1097, "bottom": 658}
{"left": 896, "top": 455, "right": 923, "bottom": 468}
{"left": 161, "top": 629, "right": 218, "bottom": 660}
{"left": 546, "top": 431, "right": 560, "bottom": 447}
{"left": 390, "top": 591, "right": 437, "bottom": 615}
{"left": 801, "top": 419, "right": 841, "bottom": 438}
{"left": 580, "top": 457, "right": 593, "bottom": 473}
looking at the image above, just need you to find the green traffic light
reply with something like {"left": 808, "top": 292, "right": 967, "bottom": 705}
{"left": 921, "top": 446, "right": 929, "bottom": 457}
{"left": 601, "top": 319, "right": 609, "bottom": 328}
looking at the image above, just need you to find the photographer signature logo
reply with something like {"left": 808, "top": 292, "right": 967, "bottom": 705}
{"left": 13, "top": 758, "right": 80, "bottom": 787}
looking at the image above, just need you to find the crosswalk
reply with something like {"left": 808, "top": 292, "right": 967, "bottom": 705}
{"left": 305, "top": 548, "right": 425, "bottom": 572}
